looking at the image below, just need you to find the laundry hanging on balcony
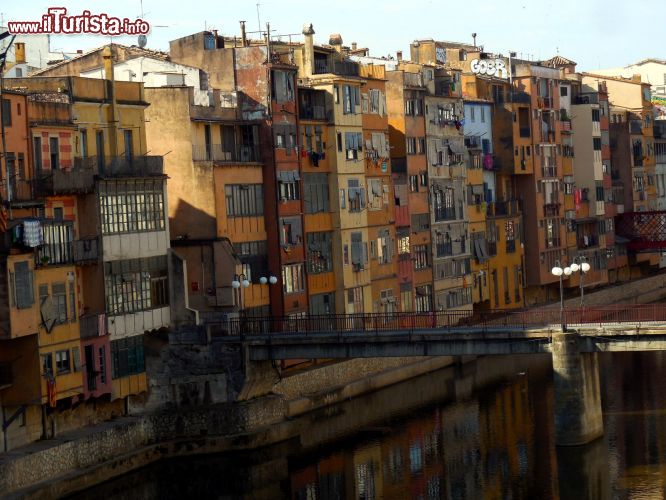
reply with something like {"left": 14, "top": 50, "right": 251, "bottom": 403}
{"left": 23, "top": 219, "right": 44, "bottom": 247}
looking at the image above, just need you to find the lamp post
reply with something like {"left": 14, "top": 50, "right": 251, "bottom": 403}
{"left": 569, "top": 256, "right": 591, "bottom": 306}
{"left": 551, "top": 260, "right": 572, "bottom": 330}
{"left": 231, "top": 274, "right": 250, "bottom": 315}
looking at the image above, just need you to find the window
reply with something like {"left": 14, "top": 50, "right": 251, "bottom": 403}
{"left": 307, "top": 232, "right": 333, "bottom": 274}
{"left": 33, "top": 137, "right": 42, "bottom": 172}
{"left": 406, "top": 137, "right": 417, "bottom": 155}
{"left": 560, "top": 86, "right": 568, "bottom": 97}
{"left": 405, "top": 99, "right": 415, "bottom": 115}
{"left": 445, "top": 288, "right": 472, "bottom": 309}
{"left": 347, "top": 287, "right": 364, "bottom": 314}
{"left": 280, "top": 216, "right": 303, "bottom": 246}
{"left": 80, "top": 129, "right": 88, "bottom": 158}
{"left": 436, "top": 232, "right": 452, "bottom": 257}
{"left": 593, "top": 138, "right": 601, "bottom": 151}
{"left": 123, "top": 129, "right": 133, "bottom": 161}
{"left": 345, "top": 132, "right": 363, "bottom": 160}
{"left": 96, "top": 130, "right": 105, "bottom": 167}
{"left": 49, "top": 137, "right": 60, "bottom": 170}
{"left": 413, "top": 244, "right": 429, "bottom": 270}
{"left": 278, "top": 178, "right": 299, "bottom": 201}
{"left": 415, "top": 285, "right": 432, "bottom": 313}
{"left": 350, "top": 232, "right": 367, "bottom": 270}
{"left": 480, "top": 107, "right": 486, "bottom": 123}
{"left": 398, "top": 235, "right": 410, "bottom": 255}
{"left": 104, "top": 256, "right": 169, "bottom": 315}
{"left": 367, "top": 178, "right": 384, "bottom": 210}
{"left": 592, "top": 109, "right": 600, "bottom": 122}
{"left": 304, "top": 173, "right": 329, "bottom": 214}
{"left": 343, "top": 85, "right": 360, "bottom": 114}
{"left": 51, "top": 282, "right": 67, "bottom": 324}
{"left": 347, "top": 179, "right": 366, "bottom": 212}
{"left": 234, "top": 241, "right": 268, "bottom": 282}
{"left": 418, "top": 137, "right": 426, "bottom": 154}
{"left": 505, "top": 220, "right": 516, "bottom": 253}
{"left": 470, "top": 107, "right": 475, "bottom": 122}
{"left": 111, "top": 336, "right": 145, "bottom": 379}
{"left": 401, "top": 288, "right": 413, "bottom": 312}
{"left": 224, "top": 184, "right": 263, "bottom": 217}
{"left": 1, "top": 99, "right": 11, "bottom": 127}
{"left": 55, "top": 350, "right": 70, "bottom": 374}
{"left": 409, "top": 175, "right": 418, "bottom": 192}
{"left": 334, "top": 85, "right": 339, "bottom": 104}
{"left": 13, "top": 261, "right": 34, "bottom": 309}
{"left": 42, "top": 353, "right": 53, "bottom": 376}
{"left": 420, "top": 171, "right": 428, "bottom": 187}
{"left": 310, "top": 293, "right": 335, "bottom": 315}
{"left": 100, "top": 179, "right": 166, "bottom": 233}
{"left": 282, "top": 263, "right": 305, "bottom": 294}
{"left": 272, "top": 70, "right": 294, "bottom": 103}
{"left": 377, "top": 231, "right": 392, "bottom": 264}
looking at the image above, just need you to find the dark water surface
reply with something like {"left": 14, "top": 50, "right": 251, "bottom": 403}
{"left": 70, "top": 352, "right": 666, "bottom": 499}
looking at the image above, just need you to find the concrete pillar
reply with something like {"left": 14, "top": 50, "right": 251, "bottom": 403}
{"left": 551, "top": 332, "right": 603, "bottom": 446}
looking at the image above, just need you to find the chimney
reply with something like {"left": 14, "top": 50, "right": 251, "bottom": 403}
{"left": 240, "top": 21, "right": 247, "bottom": 47}
{"left": 397, "top": 50, "right": 403, "bottom": 62}
{"left": 329, "top": 34, "right": 343, "bottom": 54}
{"left": 302, "top": 23, "right": 315, "bottom": 77}
{"left": 76, "top": 49, "right": 83, "bottom": 54}
{"left": 351, "top": 42, "right": 357, "bottom": 51}
{"left": 14, "top": 43, "right": 26, "bottom": 64}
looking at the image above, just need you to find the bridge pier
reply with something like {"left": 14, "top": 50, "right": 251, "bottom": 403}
{"left": 551, "top": 332, "right": 603, "bottom": 446}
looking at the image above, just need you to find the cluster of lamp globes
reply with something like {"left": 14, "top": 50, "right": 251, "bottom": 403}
{"left": 231, "top": 276, "right": 278, "bottom": 288}
{"left": 551, "top": 261, "right": 591, "bottom": 277}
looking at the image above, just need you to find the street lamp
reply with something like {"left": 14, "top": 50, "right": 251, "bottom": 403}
{"left": 570, "top": 256, "right": 591, "bottom": 306}
{"left": 551, "top": 260, "right": 572, "bottom": 330}
{"left": 231, "top": 273, "right": 250, "bottom": 313}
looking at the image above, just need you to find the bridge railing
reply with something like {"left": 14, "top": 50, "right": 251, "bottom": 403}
{"left": 221, "top": 304, "right": 666, "bottom": 337}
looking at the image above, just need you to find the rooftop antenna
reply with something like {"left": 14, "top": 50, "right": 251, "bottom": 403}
{"left": 256, "top": 3, "right": 262, "bottom": 33}
{"left": 471, "top": 33, "right": 477, "bottom": 48}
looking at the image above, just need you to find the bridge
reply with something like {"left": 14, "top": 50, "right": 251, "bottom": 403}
{"left": 218, "top": 304, "right": 666, "bottom": 447}
{"left": 222, "top": 305, "right": 666, "bottom": 360}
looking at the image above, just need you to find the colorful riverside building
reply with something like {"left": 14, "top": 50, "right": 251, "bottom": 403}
{"left": 410, "top": 40, "right": 525, "bottom": 309}
{"left": 0, "top": 62, "right": 173, "bottom": 450}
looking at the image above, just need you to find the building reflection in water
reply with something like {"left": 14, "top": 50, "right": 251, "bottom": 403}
{"left": 290, "top": 371, "right": 558, "bottom": 500}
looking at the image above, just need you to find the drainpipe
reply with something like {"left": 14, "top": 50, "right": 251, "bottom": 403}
{"left": 102, "top": 46, "right": 118, "bottom": 160}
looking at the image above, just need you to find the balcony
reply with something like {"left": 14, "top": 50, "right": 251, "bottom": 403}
{"left": 404, "top": 72, "right": 424, "bottom": 88}
{"left": 561, "top": 120, "right": 572, "bottom": 132}
{"left": 578, "top": 234, "right": 599, "bottom": 249}
{"left": 511, "top": 91, "right": 531, "bottom": 104}
{"left": 34, "top": 157, "right": 97, "bottom": 196}
{"left": 488, "top": 199, "right": 521, "bottom": 218}
{"left": 299, "top": 105, "right": 329, "bottom": 121}
{"left": 544, "top": 203, "right": 561, "bottom": 217}
{"left": 630, "top": 121, "right": 643, "bottom": 135}
{"left": 333, "top": 61, "right": 360, "bottom": 77}
{"left": 80, "top": 313, "right": 107, "bottom": 339}
{"left": 654, "top": 121, "right": 666, "bottom": 139}
{"left": 434, "top": 207, "right": 457, "bottom": 222}
{"left": 192, "top": 144, "right": 261, "bottom": 164}
{"left": 73, "top": 237, "right": 99, "bottom": 264}
{"left": 574, "top": 94, "right": 599, "bottom": 105}
{"left": 97, "top": 156, "right": 164, "bottom": 178}
{"left": 542, "top": 165, "right": 558, "bottom": 178}
{"left": 537, "top": 96, "right": 553, "bottom": 108}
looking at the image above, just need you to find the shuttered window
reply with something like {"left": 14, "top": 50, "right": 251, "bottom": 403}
{"left": 14, "top": 261, "right": 34, "bottom": 309}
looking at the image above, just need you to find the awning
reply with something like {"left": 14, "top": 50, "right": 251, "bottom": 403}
{"left": 474, "top": 238, "right": 489, "bottom": 263}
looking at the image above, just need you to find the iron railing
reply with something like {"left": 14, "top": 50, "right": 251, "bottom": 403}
{"left": 222, "top": 304, "right": 666, "bottom": 338}
{"left": 79, "top": 313, "right": 106, "bottom": 339}
{"left": 192, "top": 144, "right": 261, "bottom": 163}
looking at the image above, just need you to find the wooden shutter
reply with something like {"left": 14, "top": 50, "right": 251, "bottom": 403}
{"left": 14, "top": 261, "right": 34, "bottom": 309}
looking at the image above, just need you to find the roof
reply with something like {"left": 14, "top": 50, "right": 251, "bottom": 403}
{"left": 582, "top": 72, "right": 645, "bottom": 85}
{"left": 543, "top": 55, "right": 577, "bottom": 68}
{"left": 31, "top": 43, "right": 169, "bottom": 75}
{"left": 633, "top": 58, "right": 666, "bottom": 67}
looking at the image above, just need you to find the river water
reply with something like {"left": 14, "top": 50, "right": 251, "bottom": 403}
{"left": 70, "top": 352, "right": 666, "bottom": 499}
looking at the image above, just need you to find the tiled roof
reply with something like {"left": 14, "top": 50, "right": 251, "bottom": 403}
{"left": 543, "top": 55, "right": 577, "bottom": 68}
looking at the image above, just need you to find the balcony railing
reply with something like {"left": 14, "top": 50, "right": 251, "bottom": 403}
{"left": 542, "top": 165, "right": 558, "bottom": 177}
{"left": 97, "top": 156, "right": 164, "bottom": 177}
{"left": 561, "top": 120, "right": 572, "bottom": 132}
{"left": 299, "top": 105, "right": 329, "bottom": 120}
{"left": 434, "top": 207, "right": 457, "bottom": 221}
{"left": 80, "top": 313, "right": 107, "bottom": 339}
{"left": 630, "top": 121, "right": 643, "bottom": 135}
{"left": 404, "top": 72, "right": 424, "bottom": 88}
{"left": 333, "top": 61, "right": 360, "bottom": 77}
{"left": 313, "top": 59, "right": 330, "bottom": 74}
{"left": 192, "top": 143, "right": 261, "bottom": 163}
{"left": 578, "top": 234, "right": 599, "bottom": 249}
{"left": 73, "top": 237, "right": 99, "bottom": 264}
{"left": 544, "top": 203, "right": 561, "bottom": 217}
{"left": 511, "top": 91, "right": 531, "bottom": 104}
{"left": 487, "top": 199, "right": 521, "bottom": 217}
{"left": 34, "top": 157, "right": 97, "bottom": 196}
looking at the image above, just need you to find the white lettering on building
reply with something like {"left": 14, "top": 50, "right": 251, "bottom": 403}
{"left": 470, "top": 59, "right": 508, "bottom": 79}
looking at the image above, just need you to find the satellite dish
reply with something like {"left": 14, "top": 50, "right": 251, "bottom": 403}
{"left": 138, "top": 35, "right": 147, "bottom": 48}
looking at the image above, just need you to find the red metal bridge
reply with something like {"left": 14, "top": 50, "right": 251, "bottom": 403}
{"left": 615, "top": 211, "right": 666, "bottom": 251}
